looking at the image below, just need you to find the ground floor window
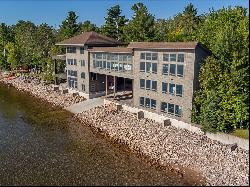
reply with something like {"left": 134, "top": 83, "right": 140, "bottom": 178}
{"left": 140, "top": 97, "right": 144, "bottom": 106}
{"left": 68, "top": 77, "right": 78, "bottom": 89}
{"left": 139, "top": 97, "right": 157, "bottom": 110}
{"left": 168, "top": 103, "right": 175, "bottom": 114}
{"left": 161, "top": 102, "right": 168, "bottom": 112}
{"left": 161, "top": 101, "right": 182, "bottom": 117}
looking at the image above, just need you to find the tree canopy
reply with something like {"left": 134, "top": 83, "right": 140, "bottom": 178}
{"left": 0, "top": 3, "right": 248, "bottom": 133}
{"left": 101, "top": 5, "right": 127, "bottom": 41}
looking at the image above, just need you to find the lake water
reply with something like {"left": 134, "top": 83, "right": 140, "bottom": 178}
{"left": 0, "top": 83, "right": 194, "bottom": 185}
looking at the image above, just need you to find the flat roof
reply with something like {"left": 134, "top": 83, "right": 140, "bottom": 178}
{"left": 88, "top": 47, "right": 132, "bottom": 53}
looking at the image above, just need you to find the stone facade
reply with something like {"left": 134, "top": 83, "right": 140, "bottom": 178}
{"left": 59, "top": 32, "right": 210, "bottom": 123}
{"left": 66, "top": 46, "right": 90, "bottom": 94}
{"left": 132, "top": 48, "right": 209, "bottom": 123}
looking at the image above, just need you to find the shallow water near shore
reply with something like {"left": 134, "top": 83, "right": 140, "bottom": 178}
{"left": 0, "top": 83, "right": 201, "bottom": 185}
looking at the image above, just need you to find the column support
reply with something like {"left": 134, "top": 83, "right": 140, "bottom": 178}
{"left": 123, "top": 78, "right": 126, "bottom": 91}
{"left": 114, "top": 76, "right": 116, "bottom": 99}
{"left": 105, "top": 75, "right": 108, "bottom": 96}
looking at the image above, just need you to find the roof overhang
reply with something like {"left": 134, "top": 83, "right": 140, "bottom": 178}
{"left": 55, "top": 43, "right": 85, "bottom": 46}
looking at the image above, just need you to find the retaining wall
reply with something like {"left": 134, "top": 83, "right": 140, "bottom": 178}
{"left": 104, "top": 99, "right": 249, "bottom": 150}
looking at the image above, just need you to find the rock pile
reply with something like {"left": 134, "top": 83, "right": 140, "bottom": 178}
{"left": 0, "top": 75, "right": 85, "bottom": 108}
{"left": 75, "top": 104, "right": 249, "bottom": 186}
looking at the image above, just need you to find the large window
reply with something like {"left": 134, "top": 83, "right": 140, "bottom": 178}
{"left": 168, "top": 103, "right": 175, "bottom": 114}
{"left": 169, "top": 83, "right": 175, "bottom": 95}
{"left": 146, "top": 80, "right": 151, "bottom": 90}
{"left": 140, "top": 97, "right": 157, "bottom": 110}
{"left": 163, "top": 53, "right": 185, "bottom": 77}
{"left": 162, "top": 64, "right": 169, "bottom": 75}
{"left": 145, "top": 98, "right": 150, "bottom": 108}
{"left": 176, "top": 84, "right": 183, "bottom": 97}
{"left": 175, "top": 105, "right": 182, "bottom": 117}
{"left": 162, "top": 82, "right": 168, "bottom": 93}
{"left": 162, "top": 82, "right": 183, "bottom": 97}
{"left": 141, "top": 53, "right": 158, "bottom": 61}
{"left": 151, "top": 99, "right": 156, "bottom": 109}
{"left": 152, "top": 63, "right": 157, "bottom": 73}
{"left": 140, "top": 97, "right": 145, "bottom": 106}
{"left": 125, "top": 64, "right": 132, "bottom": 71}
{"left": 145, "top": 62, "right": 157, "bottom": 74}
{"left": 66, "top": 47, "right": 76, "bottom": 53}
{"left": 170, "top": 54, "right": 176, "bottom": 62}
{"left": 177, "top": 54, "right": 184, "bottom": 62}
{"left": 103, "top": 61, "right": 107, "bottom": 69}
{"left": 170, "top": 64, "right": 176, "bottom": 76}
{"left": 67, "top": 59, "right": 77, "bottom": 65}
{"left": 140, "top": 79, "right": 145, "bottom": 89}
{"left": 80, "top": 47, "right": 84, "bottom": 54}
{"left": 163, "top": 53, "right": 185, "bottom": 63}
{"left": 107, "top": 62, "right": 111, "bottom": 70}
{"left": 80, "top": 60, "right": 85, "bottom": 67}
{"left": 140, "top": 62, "right": 145, "bottom": 72}
{"left": 151, "top": 81, "right": 157, "bottom": 91}
{"left": 93, "top": 52, "right": 132, "bottom": 72}
{"left": 160, "top": 102, "right": 182, "bottom": 117}
{"left": 68, "top": 77, "right": 78, "bottom": 89}
{"left": 163, "top": 54, "right": 170, "bottom": 61}
{"left": 142, "top": 80, "right": 157, "bottom": 91}
{"left": 161, "top": 102, "right": 168, "bottom": 112}
{"left": 177, "top": 64, "right": 184, "bottom": 77}
{"left": 140, "top": 53, "right": 145, "bottom": 60}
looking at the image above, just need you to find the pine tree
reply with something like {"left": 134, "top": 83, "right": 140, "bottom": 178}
{"left": 101, "top": 5, "right": 127, "bottom": 41}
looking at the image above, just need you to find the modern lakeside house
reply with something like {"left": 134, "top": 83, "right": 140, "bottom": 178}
{"left": 55, "top": 31, "right": 211, "bottom": 123}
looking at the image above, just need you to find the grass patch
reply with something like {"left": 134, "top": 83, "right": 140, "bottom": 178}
{"left": 231, "top": 129, "right": 249, "bottom": 139}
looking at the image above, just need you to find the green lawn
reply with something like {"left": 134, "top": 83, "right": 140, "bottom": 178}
{"left": 231, "top": 129, "right": 249, "bottom": 139}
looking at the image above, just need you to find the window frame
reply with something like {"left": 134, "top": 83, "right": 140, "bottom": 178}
{"left": 162, "top": 82, "right": 168, "bottom": 94}
{"left": 140, "top": 79, "right": 145, "bottom": 89}
{"left": 151, "top": 80, "right": 157, "bottom": 91}
{"left": 139, "top": 97, "right": 145, "bottom": 106}
{"left": 177, "top": 64, "right": 184, "bottom": 77}
{"left": 176, "top": 84, "right": 183, "bottom": 97}
{"left": 150, "top": 99, "right": 156, "bottom": 109}
{"left": 169, "top": 64, "right": 176, "bottom": 76}
{"left": 162, "top": 64, "right": 169, "bottom": 75}
{"left": 161, "top": 102, "right": 168, "bottom": 112}
{"left": 177, "top": 53, "right": 184, "bottom": 63}
{"left": 169, "top": 83, "right": 175, "bottom": 95}
{"left": 80, "top": 47, "right": 84, "bottom": 54}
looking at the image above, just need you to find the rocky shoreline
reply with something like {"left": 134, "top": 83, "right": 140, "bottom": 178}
{"left": 74, "top": 104, "right": 249, "bottom": 186}
{"left": 0, "top": 75, "right": 85, "bottom": 108}
{"left": 0, "top": 73, "right": 249, "bottom": 186}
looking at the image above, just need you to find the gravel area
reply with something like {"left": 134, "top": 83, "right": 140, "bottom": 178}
{"left": 0, "top": 75, "right": 85, "bottom": 108}
{"left": 75, "top": 104, "right": 249, "bottom": 186}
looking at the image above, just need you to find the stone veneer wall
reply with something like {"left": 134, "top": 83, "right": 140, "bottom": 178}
{"left": 66, "top": 46, "right": 90, "bottom": 94}
{"left": 132, "top": 49, "right": 196, "bottom": 123}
